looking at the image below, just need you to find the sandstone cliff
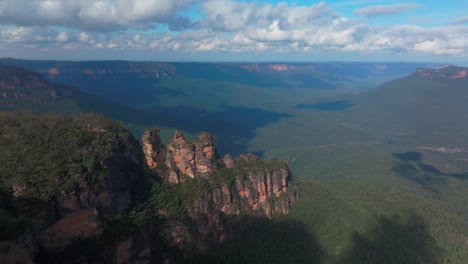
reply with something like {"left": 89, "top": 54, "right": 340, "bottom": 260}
{"left": 142, "top": 129, "right": 298, "bottom": 252}
{"left": 143, "top": 129, "right": 296, "bottom": 216}
{"left": 0, "top": 113, "right": 298, "bottom": 263}
{"left": 163, "top": 130, "right": 217, "bottom": 183}
{"left": 413, "top": 66, "right": 468, "bottom": 79}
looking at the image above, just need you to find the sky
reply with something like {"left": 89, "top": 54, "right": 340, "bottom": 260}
{"left": 0, "top": 0, "right": 467, "bottom": 63}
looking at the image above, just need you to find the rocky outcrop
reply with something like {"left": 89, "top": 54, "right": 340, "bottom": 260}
{"left": 186, "top": 157, "right": 296, "bottom": 217}
{"left": 143, "top": 130, "right": 218, "bottom": 183}
{"left": 0, "top": 113, "right": 299, "bottom": 263}
{"left": 223, "top": 154, "right": 235, "bottom": 168}
{"left": 143, "top": 129, "right": 296, "bottom": 217}
{"left": 142, "top": 129, "right": 298, "bottom": 252}
{"left": 142, "top": 128, "right": 166, "bottom": 169}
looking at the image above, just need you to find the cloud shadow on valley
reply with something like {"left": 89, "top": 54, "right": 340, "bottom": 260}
{"left": 296, "top": 100, "right": 352, "bottom": 111}
{"left": 146, "top": 105, "right": 292, "bottom": 156}
{"left": 193, "top": 218, "right": 325, "bottom": 264}
{"left": 392, "top": 152, "right": 468, "bottom": 190}
{"left": 339, "top": 213, "right": 443, "bottom": 264}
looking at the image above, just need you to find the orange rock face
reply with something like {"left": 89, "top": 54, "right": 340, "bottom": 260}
{"left": 203, "top": 145, "right": 214, "bottom": 158}
{"left": 269, "top": 64, "right": 292, "bottom": 71}
{"left": 451, "top": 69, "right": 468, "bottom": 79}
{"left": 167, "top": 131, "right": 196, "bottom": 179}
{"left": 146, "top": 157, "right": 157, "bottom": 168}
{"left": 414, "top": 66, "right": 468, "bottom": 79}
{"left": 47, "top": 68, "right": 60, "bottom": 75}
{"left": 141, "top": 129, "right": 296, "bottom": 218}
{"left": 141, "top": 128, "right": 166, "bottom": 170}
{"left": 140, "top": 127, "right": 297, "bottom": 256}
{"left": 162, "top": 130, "right": 217, "bottom": 182}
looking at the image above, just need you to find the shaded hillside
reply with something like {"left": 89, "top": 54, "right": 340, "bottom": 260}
{"left": 286, "top": 66, "right": 468, "bottom": 223}
{"left": 291, "top": 65, "right": 468, "bottom": 157}
{"left": 0, "top": 65, "right": 290, "bottom": 155}
{"left": 0, "top": 65, "right": 175, "bottom": 128}
{"left": 347, "top": 66, "right": 468, "bottom": 148}
{"left": 0, "top": 58, "right": 443, "bottom": 106}
{"left": 0, "top": 65, "right": 74, "bottom": 102}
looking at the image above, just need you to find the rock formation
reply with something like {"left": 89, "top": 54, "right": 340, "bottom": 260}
{"left": 142, "top": 129, "right": 297, "bottom": 217}
{"left": 163, "top": 131, "right": 217, "bottom": 183}
{"left": 141, "top": 128, "right": 166, "bottom": 169}
{"left": 413, "top": 66, "right": 468, "bottom": 79}
{"left": 0, "top": 113, "right": 298, "bottom": 263}
{"left": 141, "top": 129, "right": 298, "bottom": 252}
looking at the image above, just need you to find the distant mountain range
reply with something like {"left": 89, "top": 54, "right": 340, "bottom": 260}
{"left": 1, "top": 60, "right": 466, "bottom": 155}
{"left": 0, "top": 58, "right": 444, "bottom": 104}
{"left": 0, "top": 64, "right": 294, "bottom": 155}
{"left": 1, "top": 62, "right": 468, "bottom": 263}
{"left": 0, "top": 65, "right": 75, "bottom": 101}
{"left": 0, "top": 64, "right": 179, "bottom": 137}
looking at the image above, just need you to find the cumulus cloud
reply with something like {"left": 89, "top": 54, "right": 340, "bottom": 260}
{"left": 353, "top": 25, "right": 468, "bottom": 55}
{"left": 0, "top": 0, "right": 466, "bottom": 58}
{"left": 354, "top": 3, "right": 418, "bottom": 17}
{"left": 198, "top": 1, "right": 338, "bottom": 32}
{"left": 0, "top": 26, "right": 103, "bottom": 50}
{"left": 0, "top": 0, "right": 196, "bottom": 31}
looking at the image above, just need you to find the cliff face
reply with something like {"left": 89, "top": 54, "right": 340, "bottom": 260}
{"left": 142, "top": 129, "right": 298, "bottom": 251}
{"left": 164, "top": 131, "right": 217, "bottom": 183}
{"left": 143, "top": 129, "right": 296, "bottom": 216}
{"left": 0, "top": 113, "right": 298, "bottom": 263}
{"left": 1, "top": 59, "right": 444, "bottom": 96}
{"left": 0, "top": 65, "right": 74, "bottom": 100}
{"left": 195, "top": 153, "right": 295, "bottom": 217}
{"left": 413, "top": 66, "right": 468, "bottom": 80}
{"left": 142, "top": 128, "right": 166, "bottom": 170}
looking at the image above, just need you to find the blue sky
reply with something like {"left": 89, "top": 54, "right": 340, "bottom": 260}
{"left": 0, "top": 0, "right": 467, "bottom": 63}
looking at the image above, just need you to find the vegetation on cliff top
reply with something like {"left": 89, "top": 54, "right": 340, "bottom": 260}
{"left": 0, "top": 112, "right": 133, "bottom": 202}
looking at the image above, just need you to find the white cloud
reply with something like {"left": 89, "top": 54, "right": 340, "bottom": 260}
{"left": 0, "top": 1, "right": 466, "bottom": 59}
{"left": 0, "top": 27, "right": 34, "bottom": 43}
{"left": 56, "top": 32, "right": 69, "bottom": 42}
{"left": 198, "top": 1, "right": 338, "bottom": 32}
{"left": 0, "top": 0, "right": 196, "bottom": 31}
{"left": 354, "top": 3, "right": 418, "bottom": 17}
{"left": 79, "top": 32, "right": 92, "bottom": 43}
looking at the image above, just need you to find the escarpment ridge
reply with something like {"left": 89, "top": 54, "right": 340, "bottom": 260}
{"left": 0, "top": 113, "right": 298, "bottom": 263}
